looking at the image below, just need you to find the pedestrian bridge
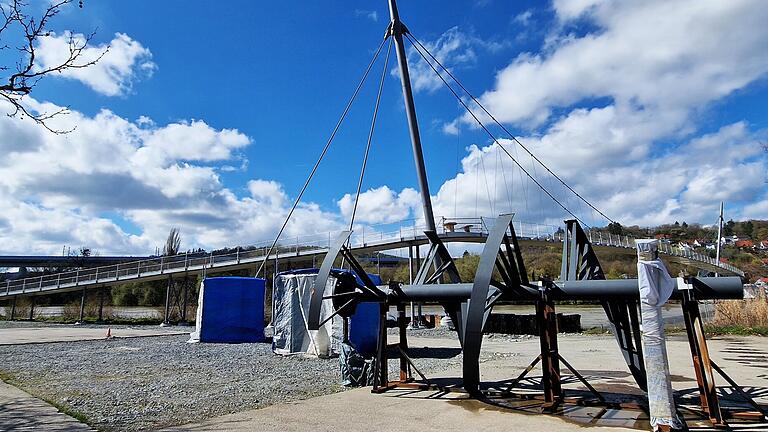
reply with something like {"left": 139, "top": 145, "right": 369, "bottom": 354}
{"left": 0, "top": 217, "right": 743, "bottom": 301}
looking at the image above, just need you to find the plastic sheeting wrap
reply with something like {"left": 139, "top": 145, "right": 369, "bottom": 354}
{"left": 188, "top": 277, "right": 267, "bottom": 343}
{"left": 636, "top": 240, "right": 683, "bottom": 431}
{"left": 271, "top": 269, "right": 379, "bottom": 358}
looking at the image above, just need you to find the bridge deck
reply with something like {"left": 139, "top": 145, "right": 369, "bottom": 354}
{"left": 0, "top": 222, "right": 742, "bottom": 300}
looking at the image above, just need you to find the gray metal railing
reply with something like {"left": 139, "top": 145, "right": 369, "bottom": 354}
{"left": 0, "top": 216, "right": 743, "bottom": 298}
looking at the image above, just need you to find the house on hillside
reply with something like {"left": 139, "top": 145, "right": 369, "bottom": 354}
{"left": 735, "top": 239, "right": 754, "bottom": 249}
{"left": 758, "top": 240, "right": 768, "bottom": 250}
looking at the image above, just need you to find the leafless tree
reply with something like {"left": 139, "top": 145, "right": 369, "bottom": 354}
{"left": 0, "top": 0, "right": 105, "bottom": 132}
{"left": 163, "top": 227, "right": 182, "bottom": 256}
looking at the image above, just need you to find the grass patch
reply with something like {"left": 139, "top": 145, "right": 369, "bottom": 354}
{"left": 582, "top": 327, "right": 611, "bottom": 335}
{"left": 34, "top": 315, "right": 188, "bottom": 326}
{"left": 40, "top": 396, "right": 94, "bottom": 426}
{"left": 704, "top": 324, "right": 768, "bottom": 337}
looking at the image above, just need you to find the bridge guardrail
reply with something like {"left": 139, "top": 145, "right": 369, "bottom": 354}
{"left": 1, "top": 216, "right": 743, "bottom": 297}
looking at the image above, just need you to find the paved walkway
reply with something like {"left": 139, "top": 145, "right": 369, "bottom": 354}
{"left": 161, "top": 386, "right": 637, "bottom": 432}
{"left": 164, "top": 334, "right": 768, "bottom": 432}
{"left": 0, "top": 325, "right": 187, "bottom": 345}
{"left": 0, "top": 381, "right": 93, "bottom": 431}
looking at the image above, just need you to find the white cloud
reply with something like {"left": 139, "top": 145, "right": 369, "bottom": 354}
{"left": 402, "top": 27, "right": 506, "bottom": 93}
{"left": 36, "top": 32, "right": 156, "bottom": 96}
{"left": 433, "top": 0, "right": 768, "bottom": 227}
{"left": 468, "top": 0, "right": 768, "bottom": 126}
{"left": 338, "top": 186, "right": 421, "bottom": 225}
{"left": 355, "top": 9, "right": 378, "bottom": 22}
{"left": 0, "top": 98, "right": 340, "bottom": 255}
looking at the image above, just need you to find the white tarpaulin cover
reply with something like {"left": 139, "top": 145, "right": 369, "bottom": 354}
{"left": 271, "top": 270, "right": 341, "bottom": 357}
{"left": 636, "top": 239, "right": 683, "bottom": 431}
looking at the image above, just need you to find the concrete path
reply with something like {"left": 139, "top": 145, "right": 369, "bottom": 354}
{"left": 0, "top": 380, "right": 93, "bottom": 431}
{"left": 165, "top": 334, "right": 768, "bottom": 431}
{"left": 160, "top": 386, "right": 636, "bottom": 432}
{"left": 0, "top": 326, "right": 187, "bottom": 345}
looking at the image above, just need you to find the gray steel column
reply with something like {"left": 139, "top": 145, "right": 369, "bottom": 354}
{"left": 97, "top": 287, "right": 105, "bottom": 324}
{"left": 715, "top": 201, "right": 723, "bottom": 275}
{"left": 388, "top": 0, "right": 437, "bottom": 231}
{"left": 78, "top": 286, "right": 86, "bottom": 323}
{"left": 408, "top": 245, "right": 414, "bottom": 326}
{"left": 180, "top": 278, "right": 189, "bottom": 325}
{"left": 163, "top": 276, "right": 172, "bottom": 325}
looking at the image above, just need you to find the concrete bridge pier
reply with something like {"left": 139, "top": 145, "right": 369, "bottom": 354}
{"left": 28, "top": 296, "right": 34, "bottom": 321}
{"left": 9, "top": 296, "right": 16, "bottom": 320}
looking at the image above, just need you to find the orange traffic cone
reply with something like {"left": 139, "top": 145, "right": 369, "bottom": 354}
{"left": 105, "top": 327, "right": 113, "bottom": 339}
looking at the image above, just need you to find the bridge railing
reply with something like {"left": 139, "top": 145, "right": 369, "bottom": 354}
{"left": 1, "top": 216, "right": 743, "bottom": 297}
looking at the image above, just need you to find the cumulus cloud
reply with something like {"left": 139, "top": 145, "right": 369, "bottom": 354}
{"left": 35, "top": 32, "right": 156, "bottom": 96}
{"left": 338, "top": 186, "right": 421, "bottom": 225}
{"left": 0, "top": 98, "right": 340, "bottom": 255}
{"left": 433, "top": 0, "right": 768, "bottom": 227}
{"left": 468, "top": 0, "right": 768, "bottom": 126}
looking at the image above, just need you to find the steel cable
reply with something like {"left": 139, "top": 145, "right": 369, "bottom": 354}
{"left": 256, "top": 37, "right": 389, "bottom": 277}
{"left": 349, "top": 38, "right": 393, "bottom": 230}
{"left": 406, "top": 33, "right": 615, "bottom": 225}
{"left": 404, "top": 33, "right": 590, "bottom": 227}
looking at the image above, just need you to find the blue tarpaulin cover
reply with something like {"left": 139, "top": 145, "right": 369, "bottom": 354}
{"left": 189, "top": 277, "right": 266, "bottom": 343}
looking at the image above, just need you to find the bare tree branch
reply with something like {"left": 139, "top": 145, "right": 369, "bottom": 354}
{"left": 0, "top": 0, "right": 105, "bottom": 133}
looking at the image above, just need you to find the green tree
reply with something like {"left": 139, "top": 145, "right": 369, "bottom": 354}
{"left": 607, "top": 222, "right": 623, "bottom": 235}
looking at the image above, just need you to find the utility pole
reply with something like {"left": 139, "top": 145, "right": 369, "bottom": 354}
{"left": 388, "top": 0, "right": 437, "bottom": 232}
{"left": 715, "top": 201, "right": 724, "bottom": 276}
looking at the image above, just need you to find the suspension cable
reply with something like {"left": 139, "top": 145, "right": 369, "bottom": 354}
{"left": 349, "top": 38, "right": 393, "bottom": 230}
{"left": 256, "top": 37, "right": 389, "bottom": 277}
{"left": 404, "top": 33, "right": 590, "bottom": 227}
{"left": 407, "top": 33, "right": 615, "bottom": 225}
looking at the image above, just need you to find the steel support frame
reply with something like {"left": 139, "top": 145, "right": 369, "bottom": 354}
{"left": 562, "top": 219, "right": 648, "bottom": 391}
{"left": 681, "top": 288, "right": 767, "bottom": 426}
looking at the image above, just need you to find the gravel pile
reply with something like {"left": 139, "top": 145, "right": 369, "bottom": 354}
{"left": 0, "top": 329, "right": 471, "bottom": 431}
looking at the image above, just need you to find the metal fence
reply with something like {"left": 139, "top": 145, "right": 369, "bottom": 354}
{"left": 1, "top": 216, "right": 743, "bottom": 297}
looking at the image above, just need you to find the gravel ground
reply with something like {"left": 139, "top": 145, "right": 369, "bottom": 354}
{"left": 0, "top": 327, "right": 484, "bottom": 431}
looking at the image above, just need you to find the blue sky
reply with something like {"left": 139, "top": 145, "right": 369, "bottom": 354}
{"left": 0, "top": 0, "right": 766, "bottom": 254}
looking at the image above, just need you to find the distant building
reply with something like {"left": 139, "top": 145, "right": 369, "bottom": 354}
{"left": 735, "top": 239, "right": 754, "bottom": 249}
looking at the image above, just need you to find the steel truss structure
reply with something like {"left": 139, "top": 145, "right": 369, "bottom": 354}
{"left": 306, "top": 0, "right": 767, "bottom": 428}
{"left": 308, "top": 215, "right": 765, "bottom": 427}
